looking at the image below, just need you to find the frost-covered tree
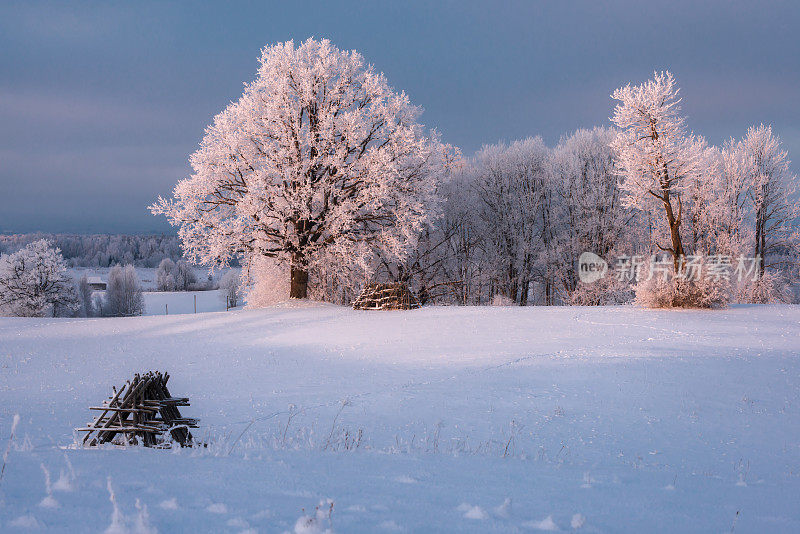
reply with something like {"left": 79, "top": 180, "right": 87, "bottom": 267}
{"left": 439, "top": 168, "right": 486, "bottom": 305}
{"left": 0, "top": 240, "right": 78, "bottom": 317}
{"left": 104, "top": 265, "right": 144, "bottom": 317}
{"left": 432, "top": 132, "right": 637, "bottom": 306}
{"left": 549, "top": 127, "right": 639, "bottom": 304}
{"left": 156, "top": 258, "right": 176, "bottom": 291}
{"left": 0, "top": 234, "right": 183, "bottom": 268}
{"left": 219, "top": 270, "right": 242, "bottom": 308}
{"left": 732, "top": 125, "right": 798, "bottom": 273}
{"left": 243, "top": 256, "right": 290, "bottom": 307}
{"left": 77, "top": 273, "right": 95, "bottom": 317}
{"left": 714, "top": 125, "right": 799, "bottom": 302}
{"left": 174, "top": 260, "right": 197, "bottom": 291}
{"left": 470, "top": 137, "right": 551, "bottom": 304}
{"left": 156, "top": 258, "right": 197, "bottom": 291}
{"left": 349, "top": 148, "right": 462, "bottom": 305}
{"left": 683, "top": 146, "right": 731, "bottom": 258}
{"left": 610, "top": 71, "right": 706, "bottom": 271}
{"left": 151, "top": 38, "right": 452, "bottom": 299}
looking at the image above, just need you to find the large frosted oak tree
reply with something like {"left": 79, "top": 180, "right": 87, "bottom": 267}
{"left": 151, "top": 38, "right": 451, "bottom": 298}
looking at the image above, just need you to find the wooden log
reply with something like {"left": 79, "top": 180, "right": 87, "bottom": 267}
{"left": 142, "top": 397, "right": 189, "bottom": 404}
{"left": 81, "top": 421, "right": 163, "bottom": 430}
{"left": 83, "top": 382, "right": 128, "bottom": 445}
{"left": 95, "top": 376, "right": 153, "bottom": 444}
{"left": 153, "top": 418, "right": 198, "bottom": 424}
{"left": 85, "top": 418, "right": 164, "bottom": 429}
{"left": 76, "top": 427, "right": 161, "bottom": 433}
{"left": 158, "top": 381, "right": 192, "bottom": 445}
{"left": 89, "top": 407, "right": 158, "bottom": 413}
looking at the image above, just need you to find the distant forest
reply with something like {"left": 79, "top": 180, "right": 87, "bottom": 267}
{"left": 0, "top": 233, "right": 183, "bottom": 268}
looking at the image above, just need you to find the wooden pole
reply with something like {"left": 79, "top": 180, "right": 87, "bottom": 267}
{"left": 165, "top": 303, "right": 168, "bottom": 315}
{"left": 194, "top": 294, "right": 197, "bottom": 314}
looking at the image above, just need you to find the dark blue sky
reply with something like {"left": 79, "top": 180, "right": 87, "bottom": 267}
{"left": 1, "top": 1, "right": 798, "bottom": 234}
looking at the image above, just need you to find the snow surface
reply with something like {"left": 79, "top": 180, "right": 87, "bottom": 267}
{"left": 142, "top": 290, "right": 229, "bottom": 316}
{"left": 1, "top": 304, "right": 799, "bottom": 532}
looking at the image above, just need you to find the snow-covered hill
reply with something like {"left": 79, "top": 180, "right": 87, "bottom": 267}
{"left": 1, "top": 304, "right": 799, "bottom": 532}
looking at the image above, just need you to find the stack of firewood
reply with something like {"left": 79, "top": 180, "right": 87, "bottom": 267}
{"left": 352, "top": 282, "right": 420, "bottom": 310}
{"left": 77, "top": 371, "right": 198, "bottom": 448}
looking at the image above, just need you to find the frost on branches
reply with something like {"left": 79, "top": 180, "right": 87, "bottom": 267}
{"left": 156, "top": 258, "right": 197, "bottom": 292}
{"left": 219, "top": 270, "right": 243, "bottom": 308}
{"left": 0, "top": 239, "right": 78, "bottom": 317}
{"left": 102, "top": 265, "right": 144, "bottom": 317}
{"left": 470, "top": 137, "right": 551, "bottom": 305}
{"left": 609, "top": 72, "right": 799, "bottom": 307}
{"left": 610, "top": 71, "right": 707, "bottom": 273}
{"left": 433, "top": 128, "right": 639, "bottom": 306}
{"left": 549, "top": 127, "right": 640, "bottom": 305}
{"left": 721, "top": 125, "right": 799, "bottom": 301}
{"left": 151, "top": 38, "right": 454, "bottom": 299}
{"left": 610, "top": 72, "right": 729, "bottom": 307}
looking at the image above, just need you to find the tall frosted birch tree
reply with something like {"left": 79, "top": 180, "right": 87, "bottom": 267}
{"left": 610, "top": 71, "right": 706, "bottom": 271}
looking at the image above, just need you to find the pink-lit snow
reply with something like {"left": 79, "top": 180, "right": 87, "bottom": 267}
{"left": 1, "top": 303, "right": 799, "bottom": 532}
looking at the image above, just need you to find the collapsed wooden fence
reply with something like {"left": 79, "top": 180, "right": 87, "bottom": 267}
{"left": 77, "top": 371, "right": 198, "bottom": 447}
{"left": 352, "top": 282, "right": 420, "bottom": 310}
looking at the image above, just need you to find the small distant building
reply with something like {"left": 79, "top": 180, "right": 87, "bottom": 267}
{"left": 87, "top": 277, "right": 106, "bottom": 291}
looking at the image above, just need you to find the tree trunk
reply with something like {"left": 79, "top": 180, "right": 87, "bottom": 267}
{"left": 662, "top": 193, "right": 685, "bottom": 272}
{"left": 545, "top": 278, "right": 552, "bottom": 306}
{"left": 290, "top": 260, "right": 308, "bottom": 299}
{"left": 519, "top": 279, "right": 529, "bottom": 306}
{"left": 755, "top": 206, "right": 766, "bottom": 276}
{"left": 290, "top": 219, "right": 311, "bottom": 299}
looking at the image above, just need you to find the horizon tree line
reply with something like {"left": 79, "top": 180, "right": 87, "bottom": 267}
{"left": 150, "top": 38, "right": 798, "bottom": 308}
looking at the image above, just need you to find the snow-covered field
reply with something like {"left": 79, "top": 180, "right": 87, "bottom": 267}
{"left": 1, "top": 304, "right": 799, "bottom": 532}
{"left": 142, "top": 290, "right": 228, "bottom": 316}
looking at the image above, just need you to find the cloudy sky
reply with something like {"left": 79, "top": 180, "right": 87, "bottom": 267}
{"left": 1, "top": 1, "right": 798, "bottom": 233}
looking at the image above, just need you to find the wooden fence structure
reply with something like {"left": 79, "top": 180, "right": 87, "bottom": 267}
{"left": 77, "top": 371, "right": 198, "bottom": 447}
{"left": 352, "top": 282, "right": 421, "bottom": 310}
